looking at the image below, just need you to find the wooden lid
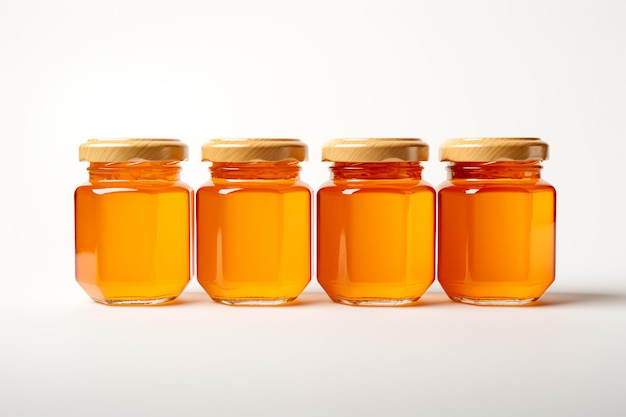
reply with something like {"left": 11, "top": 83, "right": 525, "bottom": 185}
{"left": 440, "top": 137, "right": 549, "bottom": 162}
{"left": 79, "top": 138, "right": 188, "bottom": 162}
{"left": 322, "top": 138, "right": 429, "bottom": 162}
{"left": 201, "top": 138, "right": 307, "bottom": 162}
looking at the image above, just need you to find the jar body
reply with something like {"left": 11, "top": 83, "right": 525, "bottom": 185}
{"left": 74, "top": 162, "right": 192, "bottom": 305}
{"left": 317, "top": 163, "right": 435, "bottom": 305}
{"left": 438, "top": 162, "right": 556, "bottom": 305}
{"left": 196, "top": 162, "right": 311, "bottom": 305}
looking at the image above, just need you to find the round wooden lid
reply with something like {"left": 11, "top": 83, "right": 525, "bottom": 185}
{"left": 201, "top": 138, "right": 307, "bottom": 162}
{"left": 322, "top": 138, "right": 429, "bottom": 162}
{"left": 440, "top": 137, "right": 549, "bottom": 162}
{"left": 79, "top": 138, "right": 188, "bottom": 162}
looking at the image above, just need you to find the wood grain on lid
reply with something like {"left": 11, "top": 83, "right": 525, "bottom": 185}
{"left": 322, "top": 138, "right": 429, "bottom": 162}
{"left": 201, "top": 138, "right": 307, "bottom": 162}
{"left": 440, "top": 138, "right": 549, "bottom": 162}
{"left": 79, "top": 138, "right": 188, "bottom": 162}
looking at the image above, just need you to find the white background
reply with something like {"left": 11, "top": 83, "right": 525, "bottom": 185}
{"left": 1, "top": 1, "right": 625, "bottom": 416}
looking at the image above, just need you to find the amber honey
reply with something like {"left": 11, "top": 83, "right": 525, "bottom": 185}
{"left": 74, "top": 139, "right": 192, "bottom": 305}
{"left": 317, "top": 139, "right": 435, "bottom": 305}
{"left": 196, "top": 139, "right": 311, "bottom": 305}
{"left": 438, "top": 138, "right": 556, "bottom": 305}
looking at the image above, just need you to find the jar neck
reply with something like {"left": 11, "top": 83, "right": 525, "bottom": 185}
{"left": 210, "top": 161, "right": 301, "bottom": 181}
{"left": 448, "top": 161, "right": 543, "bottom": 180}
{"left": 330, "top": 162, "right": 423, "bottom": 180}
{"left": 88, "top": 161, "right": 182, "bottom": 181}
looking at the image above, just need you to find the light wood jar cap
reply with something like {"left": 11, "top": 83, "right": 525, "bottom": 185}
{"left": 79, "top": 138, "right": 188, "bottom": 162}
{"left": 322, "top": 138, "right": 429, "bottom": 162}
{"left": 440, "top": 137, "right": 549, "bottom": 162}
{"left": 201, "top": 138, "right": 307, "bottom": 162}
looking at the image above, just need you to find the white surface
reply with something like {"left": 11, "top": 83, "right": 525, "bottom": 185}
{"left": 2, "top": 282, "right": 626, "bottom": 416}
{"left": 2, "top": 0, "right": 626, "bottom": 415}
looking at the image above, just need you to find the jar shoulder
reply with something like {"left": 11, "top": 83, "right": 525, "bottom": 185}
{"left": 318, "top": 179, "right": 434, "bottom": 193}
{"left": 75, "top": 180, "right": 192, "bottom": 194}
{"left": 437, "top": 179, "right": 555, "bottom": 193}
{"left": 197, "top": 179, "right": 311, "bottom": 193}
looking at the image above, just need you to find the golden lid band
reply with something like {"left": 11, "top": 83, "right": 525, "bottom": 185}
{"left": 79, "top": 138, "right": 188, "bottom": 162}
{"left": 202, "top": 138, "right": 307, "bottom": 162}
{"left": 322, "top": 138, "right": 429, "bottom": 162}
{"left": 440, "top": 137, "right": 549, "bottom": 162}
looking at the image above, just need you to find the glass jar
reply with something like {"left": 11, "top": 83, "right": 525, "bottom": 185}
{"left": 317, "top": 138, "right": 435, "bottom": 305}
{"left": 438, "top": 137, "right": 556, "bottom": 305}
{"left": 196, "top": 138, "right": 311, "bottom": 305}
{"left": 74, "top": 139, "right": 192, "bottom": 305}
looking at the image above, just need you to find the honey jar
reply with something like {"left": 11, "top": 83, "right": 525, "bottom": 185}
{"left": 317, "top": 138, "right": 435, "bottom": 305}
{"left": 196, "top": 139, "right": 311, "bottom": 305}
{"left": 438, "top": 137, "right": 556, "bottom": 305}
{"left": 75, "top": 139, "right": 192, "bottom": 305}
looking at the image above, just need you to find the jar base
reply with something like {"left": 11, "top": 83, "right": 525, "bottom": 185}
{"left": 332, "top": 297, "right": 420, "bottom": 306}
{"left": 92, "top": 296, "right": 178, "bottom": 306}
{"left": 212, "top": 297, "right": 297, "bottom": 306}
{"left": 449, "top": 296, "right": 539, "bottom": 306}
